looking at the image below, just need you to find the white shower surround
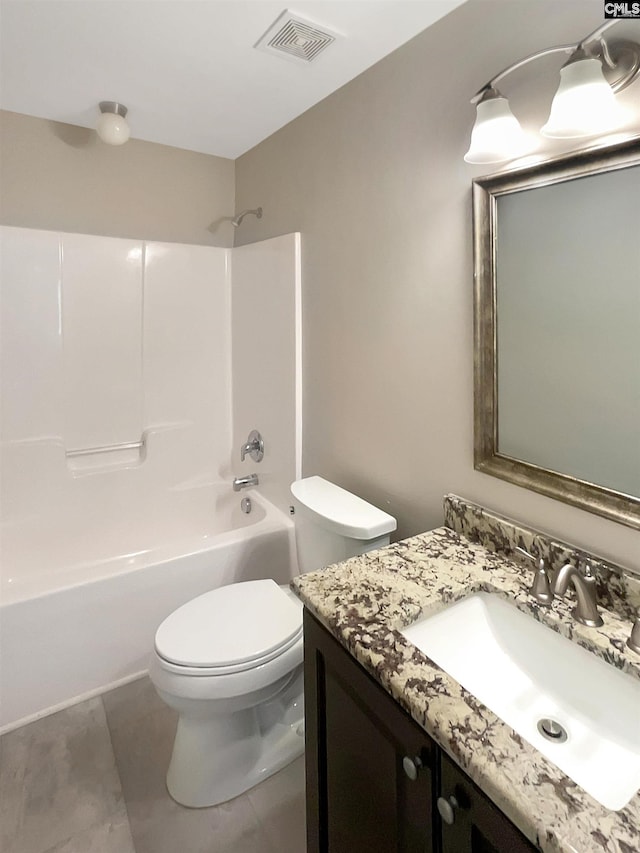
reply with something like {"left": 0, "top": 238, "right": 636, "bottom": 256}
{"left": 0, "top": 226, "right": 302, "bottom": 731}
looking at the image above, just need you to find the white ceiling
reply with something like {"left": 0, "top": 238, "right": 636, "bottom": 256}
{"left": 0, "top": 0, "right": 466, "bottom": 159}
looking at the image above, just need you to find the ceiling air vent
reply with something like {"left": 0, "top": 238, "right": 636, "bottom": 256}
{"left": 255, "top": 11, "right": 338, "bottom": 64}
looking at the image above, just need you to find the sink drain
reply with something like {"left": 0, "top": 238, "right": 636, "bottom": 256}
{"left": 537, "top": 718, "right": 568, "bottom": 743}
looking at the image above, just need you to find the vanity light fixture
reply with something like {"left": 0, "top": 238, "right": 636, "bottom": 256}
{"left": 464, "top": 21, "right": 640, "bottom": 164}
{"left": 96, "top": 101, "right": 130, "bottom": 146}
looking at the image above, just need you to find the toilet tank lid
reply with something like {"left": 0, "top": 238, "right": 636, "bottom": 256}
{"left": 290, "top": 476, "right": 397, "bottom": 540}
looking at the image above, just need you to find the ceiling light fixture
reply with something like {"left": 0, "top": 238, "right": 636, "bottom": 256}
{"left": 464, "top": 21, "right": 640, "bottom": 165}
{"left": 96, "top": 101, "right": 130, "bottom": 146}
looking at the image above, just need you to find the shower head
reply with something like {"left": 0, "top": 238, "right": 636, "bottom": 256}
{"left": 232, "top": 207, "right": 263, "bottom": 227}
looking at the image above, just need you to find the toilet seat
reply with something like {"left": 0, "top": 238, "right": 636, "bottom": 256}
{"left": 155, "top": 579, "right": 303, "bottom": 673}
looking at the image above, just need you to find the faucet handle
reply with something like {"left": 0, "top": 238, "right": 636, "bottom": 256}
{"left": 514, "top": 546, "right": 536, "bottom": 563}
{"left": 514, "top": 546, "right": 546, "bottom": 572}
{"left": 514, "top": 547, "right": 553, "bottom": 606}
{"left": 240, "top": 429, "right": 264, "bottom": 463}
{"left": 628, "top": 614, "right": 640, "bottom": 656}
{"left": 572, "top": 554, "right": 599, "bottom": 584}
{"left": 579, "top": 558, "right": 595, "bottom": 577}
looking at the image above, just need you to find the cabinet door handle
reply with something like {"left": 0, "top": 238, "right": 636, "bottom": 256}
{"left": 437, "top": 795, "right": 458, "bottom": 825}
{"left": 402, "top": 755, "right": 423, "bottom": 781}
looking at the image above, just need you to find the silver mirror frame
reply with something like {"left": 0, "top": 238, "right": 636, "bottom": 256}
{"left": 473, "top": 136, "right": 640, "bottom": 531}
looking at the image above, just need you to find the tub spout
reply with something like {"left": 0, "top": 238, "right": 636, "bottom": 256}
{"left": 233, "top": 473, "right": 259, "bottom": 492}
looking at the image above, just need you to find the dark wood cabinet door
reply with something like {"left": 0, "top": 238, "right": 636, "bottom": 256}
{"left": 304, "top": 610, "right": 434, "bottom": 853}
{"left": 304, "top": 610, "right": 539, "bottom": 853}
{"left": 439, "top": 753, "right": 538, "bottom": 853}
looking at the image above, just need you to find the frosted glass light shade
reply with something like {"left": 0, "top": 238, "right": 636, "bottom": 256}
{"left": 96, "top": 111, "right": 130, "bottom": 146}
{"left": 464, "top": 96, "right": 528, "bottom": 164}
{"left": 541, "top": 57, "right": 624, "bottom": 138}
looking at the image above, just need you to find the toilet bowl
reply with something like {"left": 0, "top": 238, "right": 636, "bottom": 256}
{"left": 151, "top": 580, "right": 304, "bottom": 808}
{"left": 150, "top": 476, "right": 396, "bottom": 808}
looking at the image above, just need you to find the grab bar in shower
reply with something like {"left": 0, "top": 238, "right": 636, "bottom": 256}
{"left": 65, "top": 438, "right": 146, "bottom": 458}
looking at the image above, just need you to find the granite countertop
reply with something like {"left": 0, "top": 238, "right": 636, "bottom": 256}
{"left": 292, "top": 515, "right": 640, "bottom": 853}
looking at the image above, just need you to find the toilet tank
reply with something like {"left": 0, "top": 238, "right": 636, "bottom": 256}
{"left": 290, "top": 476, "right": 397, "bottom": 575}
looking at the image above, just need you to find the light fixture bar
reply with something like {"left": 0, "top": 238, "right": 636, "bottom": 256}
{"left": 472, "top": 20, "right": 639, "bottom": 104}
{"left": 471, "top": 45, "right": 575, "bottom": 104}
{"left": 465, "top": 20, "right": 640, "bottom": 165}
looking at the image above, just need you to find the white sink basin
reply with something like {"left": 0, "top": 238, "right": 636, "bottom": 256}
{"left": 401, "top": 593, "right": 640, "bottom": 811}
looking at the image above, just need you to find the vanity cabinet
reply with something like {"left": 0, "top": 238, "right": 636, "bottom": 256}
{"left": 438, "top": 752, "right": 537, "bottom": 853}
{"left": 304, "top": 609, "right": 435, "bottom": 852}
{"left": 304, "top": 610, "right": 538, "bottom": 853}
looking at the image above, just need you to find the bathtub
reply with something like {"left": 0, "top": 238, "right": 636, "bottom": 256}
{"left": 0, "top": 489, "right": 297, "bottom": 733}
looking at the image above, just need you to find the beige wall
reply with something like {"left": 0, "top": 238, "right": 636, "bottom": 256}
{"left": 235, "top": 0, "right": 640, "bottom": 571}
{"left": 0, "top": 110, "right": 235, "bottom": 246}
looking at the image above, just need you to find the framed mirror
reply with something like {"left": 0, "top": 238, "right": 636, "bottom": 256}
{"left": 473, "top": 137, "right": 640, "bottom": 530}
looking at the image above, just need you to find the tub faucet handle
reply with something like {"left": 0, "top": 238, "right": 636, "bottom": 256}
{"left": 240, "top": 430, "right": 264, "bottom": 462}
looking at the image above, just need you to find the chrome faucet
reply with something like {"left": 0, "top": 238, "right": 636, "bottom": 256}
{"left": 232, "top": 473, "right": 259, "bottom": 492}
{"left": 552, "top": 558, "right": 603, "bottom": 627}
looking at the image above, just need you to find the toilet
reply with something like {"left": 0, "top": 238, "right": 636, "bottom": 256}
{"left": 149, "top": 475, "right": 396, "bottom": 808}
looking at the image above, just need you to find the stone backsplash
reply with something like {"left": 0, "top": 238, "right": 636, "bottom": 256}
{"left": 444, "top": 494, "right": 640, "bottom": 620}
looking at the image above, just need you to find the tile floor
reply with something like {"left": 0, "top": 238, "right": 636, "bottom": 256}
{"left": 1, "top": 677, "right": 306, "bottom": 853}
